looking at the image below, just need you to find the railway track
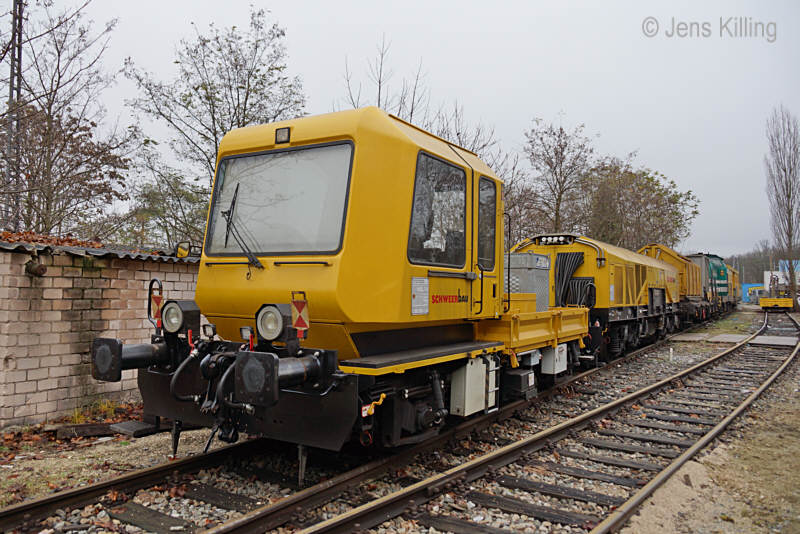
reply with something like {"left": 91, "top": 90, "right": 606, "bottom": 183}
{"left": 0, "top": 312, "right": 758, "bottom": 533}
{"left": 293, "top": 312, "right": 798, "bottom": 534}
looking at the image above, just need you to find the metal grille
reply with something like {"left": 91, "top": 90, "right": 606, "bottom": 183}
{"left": 505, "top": 253, "right": 550, "bottom": 311}
{"left": 555, "top": 252, "right": 585, "bottom": 307}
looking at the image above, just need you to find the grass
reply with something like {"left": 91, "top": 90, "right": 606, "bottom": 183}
{"left": 699, "top": 311, "right": 754, "bottom": 334}
{"left": 68, "top": 399, "right": 118, "bottom": 425}
{"left": 101, "top": 399, "right": 118, "bottom": 419}
{"left": 69, "top": 407, "right": 86, "bottom": 425}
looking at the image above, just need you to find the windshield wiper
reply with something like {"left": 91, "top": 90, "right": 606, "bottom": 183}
{"left": 222, "top": 183, "right": 239, "bottom": 247}
{"left": 220, "top": 184, "right": 264, "bottom": 270}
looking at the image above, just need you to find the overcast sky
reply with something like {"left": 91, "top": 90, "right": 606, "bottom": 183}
{"left": 81, "top": 0, "right": 800, "bottom": 257}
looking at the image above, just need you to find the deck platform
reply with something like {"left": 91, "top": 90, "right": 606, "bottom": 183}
{"left": 750, "top": 335, "right": 798, "bottom": 347}
{"left": 340, "top": 340, "right": 502, "bottom": 371}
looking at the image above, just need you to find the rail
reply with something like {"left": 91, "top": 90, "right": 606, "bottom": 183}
{"left": 592, "top": 312, "right": 799, "bottom": 533}
{"left": 298, "top": 313, "right": 775, "bottom": 533}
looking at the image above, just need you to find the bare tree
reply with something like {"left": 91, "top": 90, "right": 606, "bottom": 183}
{"left": 0, "top": 2, "right": 131, "bottom": 235}
{"left": 523, "top": 117, "right": 595, "bottom": 233}
{"left": 92, "top": 144, "right": 207, "bottom": 248}
{"left": 0, "top": 0, "right": 105, "bottom": 229}
{"left": 487, "top": 149, "right": 544, "bottom": 248}
{"left": 765, "top": 104, "right": 800, "bottom": 308}
{"left": 9, "top": 105, "right": 129, "bottom": 234}
{"left": 343, "top": 35, "right": 430, "bottom": 125}
{"left": 429, "top": 101, "right": 497, "bottom": 156}
{"left": 0, "top": 1, "right": 92, "bottom": 117}
{"left": 726, "top": 240, "right": 777, "bottom": 284}
{"left": 126, "top": 8, "right": 306, "bottom": 188}
{"left": 117, "top": 9, "right": 307, "bottom": 248}
{"left": 340, "top": 37, "right": 497, "bottom": 160}
{"left": 343, "top": 38, "right": 566, "bottom": 251}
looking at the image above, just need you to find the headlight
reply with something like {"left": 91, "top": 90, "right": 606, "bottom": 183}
{"left": 256, "top": 305, "right": 283, "bottom": 340}
{"left": 162, "top": 302, "right": 184, "bottom": 333}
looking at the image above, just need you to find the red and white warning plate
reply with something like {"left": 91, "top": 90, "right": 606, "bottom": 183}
{"left": 291, "top": 292, "right": 309, "bottom": 338}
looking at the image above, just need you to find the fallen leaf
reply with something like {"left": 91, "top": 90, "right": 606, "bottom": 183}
{"left": 168, "top": 485, "right": 186, "bottom": 498}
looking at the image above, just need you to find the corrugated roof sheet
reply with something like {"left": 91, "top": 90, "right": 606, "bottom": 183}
{"left": 0, "top": 240, "right": 200, "bottom": 263}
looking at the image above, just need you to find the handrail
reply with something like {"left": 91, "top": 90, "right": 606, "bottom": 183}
{"left": 575, "top": 237, "right": 606, "bottom": 266}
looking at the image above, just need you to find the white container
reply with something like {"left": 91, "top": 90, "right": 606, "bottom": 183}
{"left": 450, "top": 358, "right": 493, "bottom": 416}
{"left": 541, "top": 343, "right": 567, "bottom": 375}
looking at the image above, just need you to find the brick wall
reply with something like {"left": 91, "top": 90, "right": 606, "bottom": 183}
{"left": 0, "top": 249, "right": 198, "bottom": 428}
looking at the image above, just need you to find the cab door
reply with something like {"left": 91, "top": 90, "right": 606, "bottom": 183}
{"left": 408, "top": 151, "right": 473, "bottom": 321}
{"left": 471, "top": 175, "right": 501, "bottom": 317}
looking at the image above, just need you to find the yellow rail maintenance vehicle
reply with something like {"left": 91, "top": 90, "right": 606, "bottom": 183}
{"left": 90, "top": 107, "right": 588, "bottom": 454}
{"left": 760, "top": 296, "right": 793, "bottom": 311}
{"left": 760, "top": 272, "right": 793, "bottom": 311}
{"left": 513, "top": 234, "right": 680, "bottom": 361}
{"left": 638, "top": 243, "right": 708, "bottom": 322}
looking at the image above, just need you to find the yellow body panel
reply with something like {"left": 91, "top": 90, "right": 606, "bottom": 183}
{"left": 513, "top": 235, "right": 679, "bottom": 310}
{"left": 760, "top": 297, "right": 793, "bottom": 309}
{"left": 638, "top": 243, "right": 701, "bottom": 299}
{"left": 726, "top": 264, "right": 740, "bottom": 301}
{"left": 477, "top": 307, "right": 588, "bottom": 354}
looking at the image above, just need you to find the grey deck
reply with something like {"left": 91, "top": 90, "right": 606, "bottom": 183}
{"left": 701, "top": 333, "right": 799, "bottom": 346}
{"left": 750, "top": 335, "right": 798, "bottom": 347}
{"left": 341, "top": 340, "right": 502, "bottom": 369}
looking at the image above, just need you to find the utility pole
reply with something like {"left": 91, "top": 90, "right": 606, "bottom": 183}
{"left": 4, "top": 0, "right": 23, "bottom": 231}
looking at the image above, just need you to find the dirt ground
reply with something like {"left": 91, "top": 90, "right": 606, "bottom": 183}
{"left": 0, "top": 427, "right": 218, "bottom": 507}
{"left": 622, "top": 321, "right": 800, "bottom": 534}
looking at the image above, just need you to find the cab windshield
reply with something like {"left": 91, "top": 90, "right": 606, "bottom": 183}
{"left": 205, "top": 142, "right": 353, "bottom": 255}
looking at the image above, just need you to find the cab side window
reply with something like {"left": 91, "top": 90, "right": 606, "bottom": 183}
{"left": 408, "top": 153, "right": 466, "bottom": 267}
{"left": 477, "top": 177, "right": 496, "bottom": 270}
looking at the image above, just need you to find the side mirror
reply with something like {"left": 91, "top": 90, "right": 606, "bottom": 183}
{"left": 175, "top": 241, "right": 191, "bottom": 258}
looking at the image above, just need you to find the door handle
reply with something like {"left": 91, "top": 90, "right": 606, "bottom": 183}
{"left": 427, "top": 270, "right": 478, "bottom": 280}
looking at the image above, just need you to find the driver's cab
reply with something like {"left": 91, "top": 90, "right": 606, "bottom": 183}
{"left": 193, "top": 107, "right": 503, "bottom": 356}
